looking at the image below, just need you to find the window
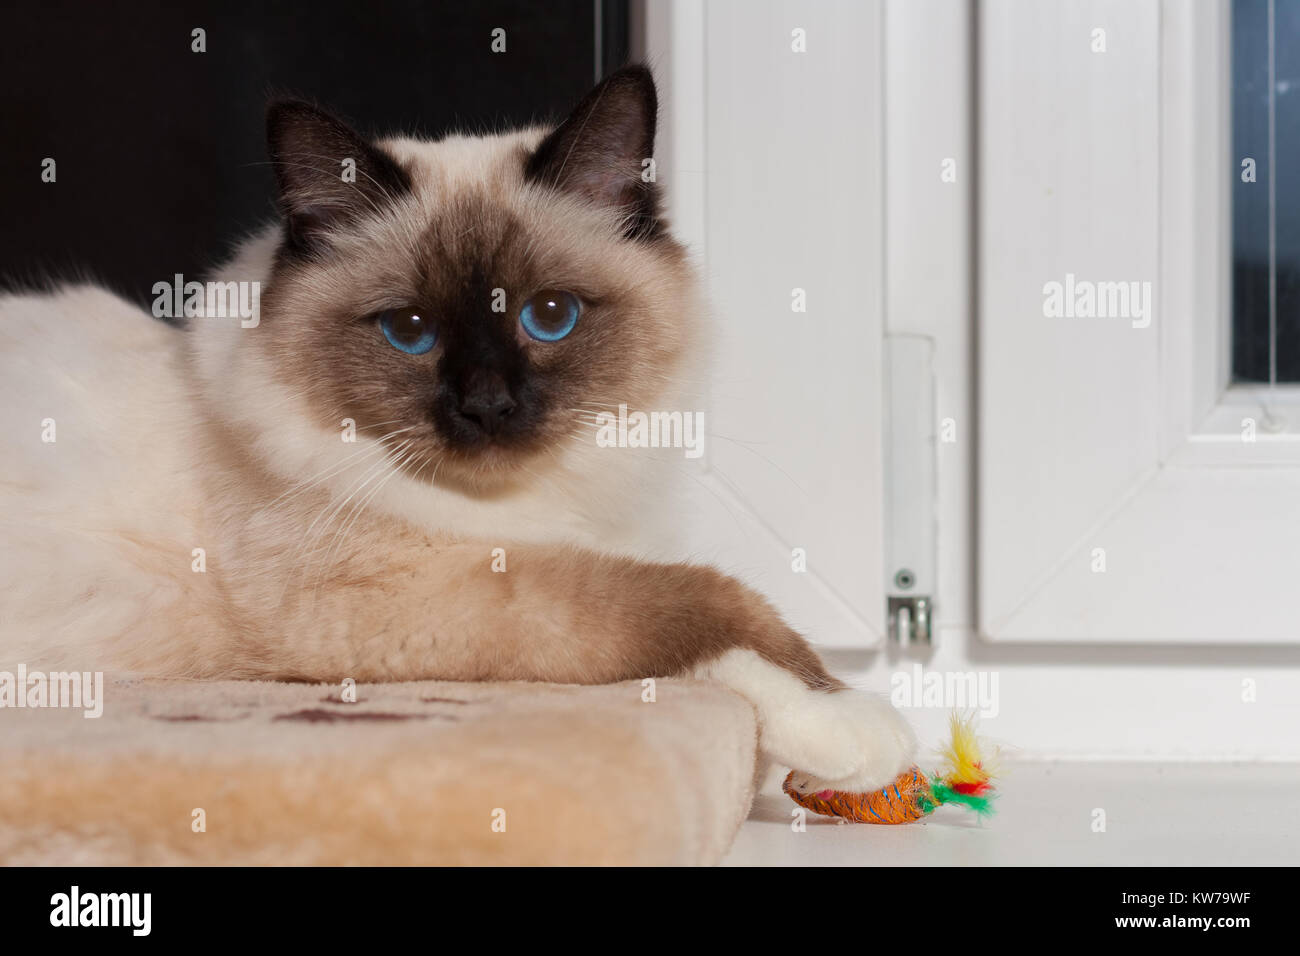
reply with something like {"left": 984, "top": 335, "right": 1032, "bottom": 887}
{"left": 1232, "top": 0, "right": 1300, "bottom": 383}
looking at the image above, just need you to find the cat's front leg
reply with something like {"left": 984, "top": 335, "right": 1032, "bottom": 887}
{"left": 490, "top": 547, "right": 919, "bottom": 791}
{"left": 563, "top": 554, "right": 918, "bottom": 793}
{"left": 263, "top": 540, "right": 917, "bottom": 791}
{"left": 489, "top": 545, "right": 920, "bottom": 791}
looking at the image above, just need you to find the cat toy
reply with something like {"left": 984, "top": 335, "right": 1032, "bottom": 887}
{"left": 783, "top": 713, "right": 997, "bottom": 824}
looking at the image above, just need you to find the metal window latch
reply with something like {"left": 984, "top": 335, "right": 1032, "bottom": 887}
{"left": 884, "top": 335, "right": 938, "bottom": 646}
{"left": 888, "top": 595, "right": 931, "bottom": 646}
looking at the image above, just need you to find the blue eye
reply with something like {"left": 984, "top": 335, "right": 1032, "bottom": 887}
{"left": 520, "top": 290, "right": 580, "bottom": 342}
{"left": 380, "top": 308, "right": 437, "bottom": 354}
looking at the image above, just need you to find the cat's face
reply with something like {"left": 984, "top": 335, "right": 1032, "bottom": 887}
{"left": 256, "top": 68, "right": 695, "bottom": 493}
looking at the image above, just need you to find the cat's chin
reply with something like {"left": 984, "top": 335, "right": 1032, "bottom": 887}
{"left": 419, "top": 443, "right": 556, "bottom": 498}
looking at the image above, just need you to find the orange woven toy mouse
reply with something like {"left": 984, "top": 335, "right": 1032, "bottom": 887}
{"left": 784, "top": 714, "right": 997, "bottom": 824}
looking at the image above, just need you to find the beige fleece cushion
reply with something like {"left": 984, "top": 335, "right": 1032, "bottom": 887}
{"left": 0, "top": 677, "right": 757, "bottom": 865}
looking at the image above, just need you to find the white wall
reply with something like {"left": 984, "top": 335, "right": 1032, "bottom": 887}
{"left": 642, "top": 0, "right": 1300, "bottom": 759}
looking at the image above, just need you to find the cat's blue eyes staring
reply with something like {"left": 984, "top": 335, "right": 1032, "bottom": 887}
{"left": 520, "top": 290, "right": 580, "bottom": 342}
{"left": 379, "top": 308, "right": 437, "bottom": 354}
{"left": 379, "top": 291, "right": 580, "bottom": 355}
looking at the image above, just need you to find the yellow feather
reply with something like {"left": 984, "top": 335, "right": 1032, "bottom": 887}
{"left": 939, "top": 713, "right": 995, "bottom": 786}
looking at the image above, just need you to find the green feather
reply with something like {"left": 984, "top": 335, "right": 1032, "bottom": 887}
{"left": 928, "top": 780, "right": 996, "bottom": 817}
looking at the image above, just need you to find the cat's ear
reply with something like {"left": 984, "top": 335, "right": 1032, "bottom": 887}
{"left": 524, "top": 65, "right": 662, "bottom": 241}
{"left": 266, "top": 99, "right": 411, "bottom": 256}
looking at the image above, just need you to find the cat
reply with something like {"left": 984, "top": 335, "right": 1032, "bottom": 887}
{"left": 0, "top": 66, "right": 915, "bottom": 795}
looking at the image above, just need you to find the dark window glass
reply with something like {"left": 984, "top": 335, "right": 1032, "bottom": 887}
{"left": 0, "top": 0, "right": 628, "bottom": 304}
{"left": 1232, "top": 0, "right": 1300, "bottom": 383}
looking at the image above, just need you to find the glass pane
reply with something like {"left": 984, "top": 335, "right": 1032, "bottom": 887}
{"left": 1232, "top": 0, "right": 1300, "bottom": 383}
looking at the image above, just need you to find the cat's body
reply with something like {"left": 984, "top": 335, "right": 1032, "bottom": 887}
{"left": 0, "top": 68, "right": 915, "bottom": 794}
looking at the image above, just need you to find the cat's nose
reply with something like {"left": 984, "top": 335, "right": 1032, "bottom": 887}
{"left": 458, "top": 379, "right": 517, "bottom": 436}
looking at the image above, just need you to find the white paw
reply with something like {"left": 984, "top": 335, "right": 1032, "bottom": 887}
{"left": 695, "top": 649, "right": 918, "bottom": 794}
{"left": 764, "top": 689, "right": 917, "bottom": 793}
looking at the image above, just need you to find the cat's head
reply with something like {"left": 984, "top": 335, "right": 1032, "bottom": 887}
{"left": 202, "top": 66, "right": 699, "bottom": 507}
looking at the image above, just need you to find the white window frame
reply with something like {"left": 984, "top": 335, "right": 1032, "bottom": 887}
{"left": 641, "top": 0, "right": 890, "bottom": 649}
{"left": 1170, "top": 0, "right": 1300, "bottom": 463}
{"left": 978, "top": 0, "right": 1300, "bottom": 644}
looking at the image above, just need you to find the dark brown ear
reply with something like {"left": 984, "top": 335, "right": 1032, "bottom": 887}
{"left": 266, "top": 99, "right": 411, "bottom": 257}
{"left": 524, "top": 65, "right": 662, "bottom": 241}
